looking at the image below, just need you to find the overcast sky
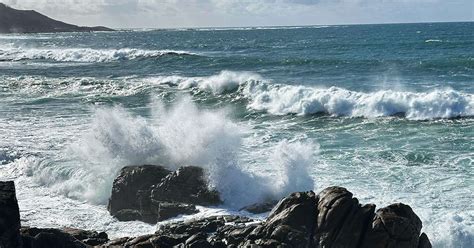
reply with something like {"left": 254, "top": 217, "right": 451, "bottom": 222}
{"left": 3, "top": 0, "right": 473, "bottom": 28}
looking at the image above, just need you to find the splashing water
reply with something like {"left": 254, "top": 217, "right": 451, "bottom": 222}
{"left": 22, "top": 96, "right": 316, "bottom": 207}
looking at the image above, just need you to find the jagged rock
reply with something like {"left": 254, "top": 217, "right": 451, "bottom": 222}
{"left": 361, "top": 203, "right": 423, "bottom": 248}
{"left": 418, "top": 233, "right": 432, "bottom": 248}
{"left": 108, "top": 165, "right": 171, "bottom": 216}
{"left": 108, "top": 165, "right": 221, "bottom": 223}
{"left": 3, "top": 180, "right": 432, "bottom": 248}
{"left": 261, "top": 191, "right": 318, "bottom": 247}
{"left": 114, "top": 209, "right": 143, "bottom": 222}
{"left": 61, "top": 228, "right": 108, "bottom": 246}
{"left": 20, "top": 227, "right": 87, "bottom": 248}
{"left": 106, "top": 215, "right": 253, "bottom": 247}
{"left": 0, "top": 181, "right": 22, "bottom": 248}
{"left": 313, "top": 186, "right": 375, "bottom": 248}
{"left": 151, "top": 166, "right": 221, "bottom": 206}
{"left": 157, "top": 202, "right": 198, "bottom": 222}
{"left": 239, "top": 200, "right": 278, "bottom": 214}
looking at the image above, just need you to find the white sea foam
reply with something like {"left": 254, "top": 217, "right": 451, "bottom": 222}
{"left": 149, "top": 71, "right": 474, "bottom": 120}
{"left": 21, "top": 96, "right": 316, "bottom": 207}
{"left": 0, "top": 47, "right": 196, "bottom": 62}
{"left": 246, "top": 84, "right": 474, "bottom": 120}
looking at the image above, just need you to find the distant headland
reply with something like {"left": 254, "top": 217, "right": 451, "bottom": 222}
{"left": 0, "top": 3, "right": 114, "bottom": 33}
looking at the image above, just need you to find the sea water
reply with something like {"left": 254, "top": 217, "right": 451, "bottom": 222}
{"left": 0, "top": 22, "right": 473, "bottom": 247}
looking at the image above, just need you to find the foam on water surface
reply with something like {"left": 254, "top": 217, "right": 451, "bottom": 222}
{"left": 1, "top": 23, "right": 472, "bottom": 247}
{"left": 0, "top": 46, "right": 196, "bottom": 63}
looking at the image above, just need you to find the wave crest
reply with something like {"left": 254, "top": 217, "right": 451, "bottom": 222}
{"left": 149, "top": 71, "right": 474, "bottom": 120}
{"left": 0, "top": 47, "right": 196, "bottom": 62}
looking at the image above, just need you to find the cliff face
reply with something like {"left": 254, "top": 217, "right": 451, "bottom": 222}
{"left": 0, "top": 3, "right": 113, "bottom": 33}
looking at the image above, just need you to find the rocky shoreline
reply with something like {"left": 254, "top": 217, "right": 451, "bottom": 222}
{"left": 1, "top": 165, "right": 432, "bottom": 247}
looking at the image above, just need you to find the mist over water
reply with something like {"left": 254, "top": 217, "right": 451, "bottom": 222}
{"left": 0, "top": 22, "right": 473, "bottom": 246}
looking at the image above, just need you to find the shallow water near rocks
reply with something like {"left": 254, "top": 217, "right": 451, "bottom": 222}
{"left": 0, "top": 22, "right": 473, "bottom": 247}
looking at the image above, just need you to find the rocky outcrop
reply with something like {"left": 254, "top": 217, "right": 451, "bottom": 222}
{"left": 20, "top": 227, "right": 109, "bottom": 248}
{"left": 0, "top": 181, "right": 110, "bottom": 248}
{"left": 107, "top": 165, "right": 171, "bottom": 216}
{"left": 0, "top": 181, "right": 22, "bottom": 248}
{"left": 104, "top": 215, "right": 254, "bottom": 247}
{"left": 105, "top": 186, "right": 432, "bottom": 248}
{"left": 239, "top": 200, "right": 278, "bottom": 214}
{"left": 0, "top": 3, "right": 113, "bottom": 33}
{"left": 20, "top": 227, "right": 85, "bottom": 248}
{"left": 108, "top": 165, "right": 221, "bottom": 223}
{"left": 59, "top": 228, "right": 108, "bottom": 246}
{"left": 1, "top": 179, "right": 432, "bottom": 248}
{"left": 150, "top": 166, "right": 221, "bottom": 206}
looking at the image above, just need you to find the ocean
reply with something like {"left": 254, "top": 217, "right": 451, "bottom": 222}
{"left": 0, "top": 22, "right": 472, "bottom": 247}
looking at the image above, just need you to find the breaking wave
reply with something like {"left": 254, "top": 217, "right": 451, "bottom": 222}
{"left": 23, "top": 96, "right": 316, "bottom": 207}
{"left": 149, "top": 71, "right": 474, "bottom": 120}
{"left": 0, "top": 47, "right": 197, "bottom": 62}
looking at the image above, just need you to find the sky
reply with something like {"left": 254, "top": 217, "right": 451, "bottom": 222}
{"left": 3, "top": 0, "right": 473, "bottom": 28}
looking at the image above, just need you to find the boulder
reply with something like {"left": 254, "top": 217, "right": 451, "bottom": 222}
{"left": 151, "top": 166, "right": 221, "bottom": 206}
{"left": 108, "top": 165, "right": 221, "bottom": 223}
{"left": 157, "top": 202, "right": 198, "bottom": 222}
{"left": 0, "top": 181, "right": 22, "bottom": 248}
{"left": 217, "top": 187, "right": 430, "bottom": 248}
{"left": 20, "top": 227, "right": 87, "bottom": 248}
{"left": 361, "top": 203, "right": 423, "bottom": 248}
{"left": 418, "top": 233, "right": 432, "bottom": 248}
{"left": 107, "top": 165, "right": 171, "bottom": 216}
{"left": 313, "top": 186, "right": 375, "bottom": 248}
{"left": 61, "top": 227, "right": 108, "bottom": 246}
{"left": 239, "top": 200, "right": 278, "bottom": 214}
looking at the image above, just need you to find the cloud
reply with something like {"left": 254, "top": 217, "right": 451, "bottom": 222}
{"left": 2, "top": 0, "right": 472, "bottom": 28}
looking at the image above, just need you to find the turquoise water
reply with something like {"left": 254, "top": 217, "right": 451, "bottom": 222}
{"left": 0, "top": 22, "right": 473, "bottom": 247}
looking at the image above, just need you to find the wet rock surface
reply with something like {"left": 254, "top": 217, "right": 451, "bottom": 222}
{"left": 150, "top": 166, "right": 221, "bottom": 206}
{"left": 104, "top": 186, "right": 431, "bottom": 248}
{"left": 1, "top": 180, "right": 432, "bottom": 248}
{"left": 107, "top": 165, "right": 171, "bottom": 217}
{"left": 0, "top": 181, "right": 22, "bottom": 248}
{"left": 239, "top": 200, "right": 279, "bottom": 214}
{"left": 108, "top": 165, "right": 221, "bottom": 223}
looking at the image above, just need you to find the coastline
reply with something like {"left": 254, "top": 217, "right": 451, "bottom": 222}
{"left": 1, "top": 165, "right": 433, "bottom": 248}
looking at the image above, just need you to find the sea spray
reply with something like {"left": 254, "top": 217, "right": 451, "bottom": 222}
{"left": 269, "top": 140, "right": 317, "bottom": 197}
{"left": 24, "top": 96, "right": 317, "bottom": 207}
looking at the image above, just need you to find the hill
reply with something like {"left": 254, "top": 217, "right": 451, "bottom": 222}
{"left": 0, "top": 3, "right": 114, "bottom": 33}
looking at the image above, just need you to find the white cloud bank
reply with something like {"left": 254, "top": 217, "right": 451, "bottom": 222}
{"left": 2, "top": 0, "right": 473, "bottom": 28}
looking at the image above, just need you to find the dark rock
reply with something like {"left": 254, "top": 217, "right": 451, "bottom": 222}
{"left": 361, "top": 203, "right": 423, "bottom": 248}
{"left": 61, "top": 227, "right": 108, "bottom": 246}
{"left": 313, "top": 186, "right": 375, "bottom": 248}
{"left": 418, "top": 233, "right": 432, "bottom": 248}
{"left": 108, "top": 165, "right": 171, "bottom": 216}
{"left": 103, "top": 185, "right": 432, "bottom": 247}
{"left": 260, "top": 191, "right": 318, "bottom": 247}
{"left": 151, "top": 166, "right": 221, "bottom": 206}
{"left": 239, "top": 200, "right": 278, "bottom": 214}
{"left": 0, "top": 3, "right": 113, "bottom": 33}
{"left": 102, "top": 237, "right": 131, "bottom": 246}
{"left": 185, "top": 232, "right": 209, "bottom": 247}
{"left": 157, "top": 202, "right": 198, "bottom": 221}
{"left": 108, "top": 165, "right": 221, "bottom": 223}
{"left": 0, "top": 181, "right": 22, "bottom": 248}
{"left": 20, "top": 227, "right": 86, "bottom": 248}
{"left": 114, "top": 209, "right": 143, "bottom": 222}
